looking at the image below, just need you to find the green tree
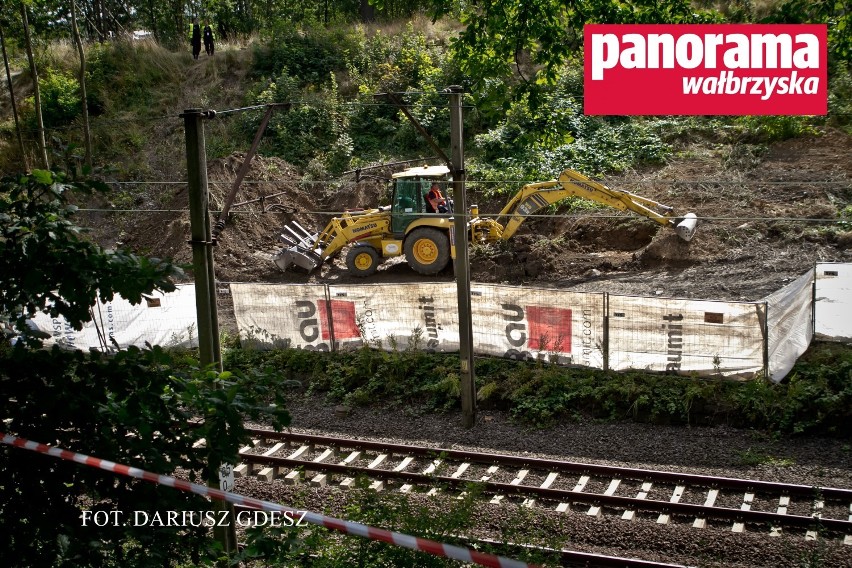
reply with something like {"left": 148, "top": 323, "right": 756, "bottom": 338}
{"left": 763, "top": 0, "right": 852, "bottom": 67}
{"left": 0, "top": 171, "right": 291, "bottom": 566}
{"left": 424, "top": 0, "right": 724, "bottom": 104}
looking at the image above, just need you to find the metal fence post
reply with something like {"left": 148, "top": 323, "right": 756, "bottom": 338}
{"left": 811, "top": 263, "right": 817, "bottom": 337}
{"left": 763, "top": 301, "right": 770, "bottom": 381}
{"left": 603, "top": 293, "right": 610, "bottom": 372}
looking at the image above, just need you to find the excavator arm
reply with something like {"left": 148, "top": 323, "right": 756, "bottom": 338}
{"left": 495, "top": 169, "right": 697, "bottom": 242}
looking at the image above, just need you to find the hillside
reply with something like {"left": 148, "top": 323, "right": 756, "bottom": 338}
{"left": 1, "top": 29, "right": 851, "bottom": 303}
{"left": 113, "top": 127, "right": 852, "bottom": 303}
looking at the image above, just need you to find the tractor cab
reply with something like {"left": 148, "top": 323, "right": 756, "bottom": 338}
{"left": 390, "top": 165, "right": 451, "bottom": 234}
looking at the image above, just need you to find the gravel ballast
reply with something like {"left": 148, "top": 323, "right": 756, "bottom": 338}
{"left": 236, "top": 395, "right": 852, "bottom": 567}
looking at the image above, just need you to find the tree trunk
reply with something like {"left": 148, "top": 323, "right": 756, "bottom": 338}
{"left": 93, "top": 0, "right": 105, "bottom": 42}
{"left": 20, "top": 1, "right": 49, "bottom": 169}
{"left": 71, "top": 0, "right": 92, "bottom": 170}
{"left": 360, "top": 0, "right": 375, "bottom": 23}
{"left": 172, "top": 0, "right": 183, "bottom": 46}
{"left": 148, "top": 0, "right": 159, "bottom": 42}
{"left": 0, "top": 23, "right": 28, "bottom": 169}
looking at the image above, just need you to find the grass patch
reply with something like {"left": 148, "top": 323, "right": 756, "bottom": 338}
{"left": 737, "top": 448, "right": 796, "bottom": 467}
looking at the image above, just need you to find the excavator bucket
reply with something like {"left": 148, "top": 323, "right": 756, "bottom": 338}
{"left": 675, "top": 213, "right": 698, "bottom": 242}
{"left": 273, "top": 220, "right": 322, "bottom": 271}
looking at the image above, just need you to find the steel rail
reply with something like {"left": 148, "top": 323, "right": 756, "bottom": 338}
{"left": 236, "top": 451, "right": 851, "bottom": 532}
{"left": 245, "top": 428, "right": 852, "bottom": 500}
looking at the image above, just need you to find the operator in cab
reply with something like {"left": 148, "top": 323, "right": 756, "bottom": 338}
{"left": 425, "top": 182, "right": 448, "bottom": 214}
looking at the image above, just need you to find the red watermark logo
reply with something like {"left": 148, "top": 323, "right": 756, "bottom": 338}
{"left": 584, "top": 24, "right": 827, "bottom": 115}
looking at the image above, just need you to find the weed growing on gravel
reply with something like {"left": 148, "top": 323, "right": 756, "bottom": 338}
{"left": 839, "top": 205, "right": 852, "bottom": 231}
{"left": 795, "top": 520, "right": 831, "bottom": 568}
{"left": 234, "top": 482, "right": 561, "bottom": 567}
{"left": 737, "top": 448, "right": 796, "bottom": 467}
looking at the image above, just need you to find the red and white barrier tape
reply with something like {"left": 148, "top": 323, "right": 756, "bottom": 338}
{"left": 1, "top": 432, "right": 536, "bottom": 568}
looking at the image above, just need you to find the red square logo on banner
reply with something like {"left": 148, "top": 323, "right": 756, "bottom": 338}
{"left": 527, "top": 306, "right": 572, "bottom": 352}
{"left": 584, "top": 24, "right": 827, "bottom": 115}
{"left": 318, "top": 300, "right": 360, "bottom": 340}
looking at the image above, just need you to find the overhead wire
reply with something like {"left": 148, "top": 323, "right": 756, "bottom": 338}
{"left": 14, "top": 112, "right": 177, "bottom": 135}
{"left": 73, "top": 207, "right": 850, "bottom": 224}
{"left": 100, "top": 178, "right": 851, "bottom": 186}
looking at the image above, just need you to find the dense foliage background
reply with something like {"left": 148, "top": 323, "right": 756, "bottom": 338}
{"left": 0, "top": 0, "right": 850, "bottom": 182}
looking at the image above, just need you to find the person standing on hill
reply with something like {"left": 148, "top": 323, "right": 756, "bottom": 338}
{"left": 189, "top": 18, "right": 202, "bottom": 60}
{"left": 203, "top": 21, "right": 215, "bottom": 56}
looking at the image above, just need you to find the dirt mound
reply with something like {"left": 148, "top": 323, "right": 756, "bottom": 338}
{"left": 463, "top": 128, "right": 851, "bottom": 299}
{"left": 322, "top": 178, "right": 387, "bottom": 212}
{"left": 638, "top": 233, "right": 700, "bottom": 268}
{"left": 123, "top": 153, "right": 320, "bottom": 282}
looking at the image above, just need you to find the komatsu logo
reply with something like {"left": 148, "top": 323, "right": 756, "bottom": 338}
{"left": 351, "top": 223, "right": 378, "bottom": 234}
{"left": 584, "top": 24, "right": 827, "bottom": 116}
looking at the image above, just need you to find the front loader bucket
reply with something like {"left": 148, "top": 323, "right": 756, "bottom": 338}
{"left": 273, "top": 220, "right": 322, "bottom": 272}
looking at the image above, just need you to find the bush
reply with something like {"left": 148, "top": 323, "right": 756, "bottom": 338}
{"left": 31, "top": 71, "right": 81, "bottom": 128}
{"left": 470, "top": 65, "right": 672, "bottom": 186}
{"left": 733, "top": 115, "right": 820, "bottom": 143}
{"left": 247, "top": 71, "right": 350, "bottom": 172}
{"left": 0, "top": 172, "right": 291, "bottom": 566}
{"left": 226, "top": 342, "right": 852, "bottom": 436}
{"left": 251, "top": 27, "right": 352, "bottom": 86}
{"left": 828, "top": 65, "right": 852, "bottom": 131}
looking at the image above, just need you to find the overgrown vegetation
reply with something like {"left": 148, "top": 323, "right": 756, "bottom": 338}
{"left": 3, "top": 5, "right": 851, "bottom": 187}
{"left": 226, "top": 340, "right": 852, "bottom": 435}
{"left": 0, "top": 172, "right": 292, "bottom": 566}
{"left": 233, "top": 481, "right": 562, "bottom": 567}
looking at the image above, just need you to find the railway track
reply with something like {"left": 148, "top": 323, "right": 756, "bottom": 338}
{"left": 232, "top": 428, "right": 852, "bottom": 545}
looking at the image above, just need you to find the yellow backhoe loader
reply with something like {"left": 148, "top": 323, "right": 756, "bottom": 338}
{"left": 274, "top": 165, "right": 698, "bottom": 277}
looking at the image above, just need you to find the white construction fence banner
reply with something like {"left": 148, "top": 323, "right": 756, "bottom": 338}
{"left": 470, "top": 284, "right": 605, "bottom": 368}
{"left": 764, "top": 270, "right": 815, "bottom": 383}
{"left": 231, "top": 283, "right": 334, "bottom": 350}
{"left": 28, "top": 284, "right": 198, "bottom": 350}
{"left": 229, "top": 269, "right": 846, "bottom": 381}
{"left": 607, "top": 295, "right": 764, "bottom": 378}
{"left": 327, "top": 283, "right": 460, "bottom": 352}
{"left": 815, "top": 263, "right": 852, "bottom": 342}
{"left": 231, "top": 282, "right": 461, "bottom": 351}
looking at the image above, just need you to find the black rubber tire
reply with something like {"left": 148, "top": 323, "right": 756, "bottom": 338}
{"left": 345, "top": 246, "right": 380, "bottom": 277}
{"left": 404, "top": 227, "right": 450, "bottom": 275}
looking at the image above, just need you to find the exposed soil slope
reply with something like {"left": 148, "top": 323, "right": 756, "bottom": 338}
{"left": 472, "top": 127, "right": 852, "bottom": 300}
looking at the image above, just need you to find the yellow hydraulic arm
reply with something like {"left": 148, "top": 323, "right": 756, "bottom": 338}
{"left": 496, "top": 169, "right": 695, "bottom": 241}
{"left": 313, "top": 209, "right": 390, "bottom": 260}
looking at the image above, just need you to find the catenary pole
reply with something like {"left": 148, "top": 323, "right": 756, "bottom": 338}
{"left": 447, "top": 86, "right": 476, "bottom": 428}
{"left": 0, "top": 24, "right": 26, "bottom": 168}
{"left": 181, "top": 108, "right": 235, "bottom": 554}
